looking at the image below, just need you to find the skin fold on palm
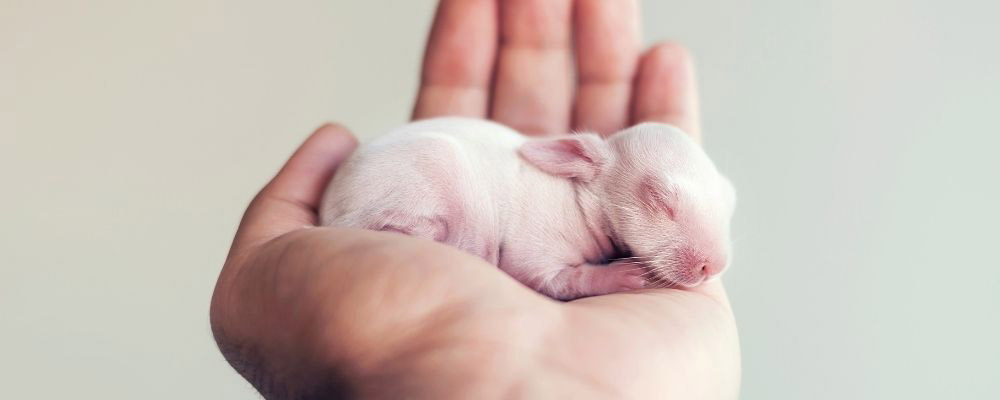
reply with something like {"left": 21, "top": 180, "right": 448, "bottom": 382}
{"left": 210, "top": 0, "right": 740, "bottom": 398}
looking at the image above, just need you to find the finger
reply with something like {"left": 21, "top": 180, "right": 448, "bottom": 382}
{"left": 631, "top": 42, "right": 702, "bottom": 142}
{"left": 234, "top": 124, "right": 358, "bottom": 249}
{"left": 572, "top": 0, "right": 641, "bottom": 135}
{"left": 412, "top": 0, "right": 498, "bottom": 120}
{"left": 490, "top": 0, "right": 573, "bottom": 135}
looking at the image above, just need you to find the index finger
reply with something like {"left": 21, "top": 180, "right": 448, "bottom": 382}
{"left": 412, "top": 0, "right": 498, "bottom": 120}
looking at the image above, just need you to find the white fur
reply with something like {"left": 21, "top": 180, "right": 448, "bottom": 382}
{"left": 319, "top": 117, "right": 735, "bottom": 300}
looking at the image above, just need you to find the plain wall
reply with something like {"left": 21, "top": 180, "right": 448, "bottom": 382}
{"left": 3, "top": 0, "right": 998, "bottom": 398}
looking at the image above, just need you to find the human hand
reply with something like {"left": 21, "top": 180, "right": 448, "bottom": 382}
{"left": 211, "top": 1, "right": 739, "bottom": 398}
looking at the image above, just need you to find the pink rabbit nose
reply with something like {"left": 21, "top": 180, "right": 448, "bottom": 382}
{"left": 699, "top": 261, "right": 721, "bottom": 278}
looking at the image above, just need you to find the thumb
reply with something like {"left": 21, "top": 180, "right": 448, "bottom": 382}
{"left": 234, "top": 123, "right": 358, "bottom": 250}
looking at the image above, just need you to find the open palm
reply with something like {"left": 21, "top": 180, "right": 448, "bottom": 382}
{"left": 210, "top": 1, "right": 739, "bottom": 398}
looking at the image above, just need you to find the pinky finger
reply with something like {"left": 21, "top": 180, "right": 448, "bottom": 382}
{"left": 630, "top": 42, "right": 701, "bottom": 143}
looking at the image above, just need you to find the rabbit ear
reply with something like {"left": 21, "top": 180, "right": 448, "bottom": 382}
{"left": 518, "top": 134, "right": 611, "bottom": 182}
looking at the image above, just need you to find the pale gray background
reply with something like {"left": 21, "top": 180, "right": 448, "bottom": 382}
{"left": 3, "top": 0, "right": 998, "bottom": 399}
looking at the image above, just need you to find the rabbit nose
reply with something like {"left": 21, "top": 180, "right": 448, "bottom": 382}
{"left": 698, "top": 261, "right": 721, "bottom": 278}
